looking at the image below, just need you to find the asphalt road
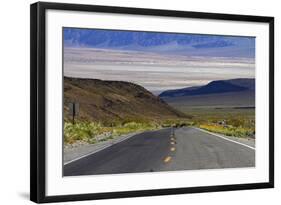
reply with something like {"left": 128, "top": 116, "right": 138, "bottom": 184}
{"left": 64, "top": 127, "right": 255, "bottom": 176}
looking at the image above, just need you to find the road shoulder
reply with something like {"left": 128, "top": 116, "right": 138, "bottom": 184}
{"left": 193, "top": 127, "right": 255, "bottom": 149}
{"left": 64, "top": 131, "right": 144, "bottom": 165}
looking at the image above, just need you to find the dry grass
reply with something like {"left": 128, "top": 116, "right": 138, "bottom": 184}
{"left": 185, "top": 107, "right": 255, "bottom": 138}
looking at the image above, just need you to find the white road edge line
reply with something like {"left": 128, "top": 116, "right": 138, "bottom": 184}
{"left": 64, "top": 128, "right": 170, "bottom": 165}
{"left": 64, "top": 134, "right": 136, "bottom": 165}
{"left": 193, "top": 127, "right": 255, "bottom": 150}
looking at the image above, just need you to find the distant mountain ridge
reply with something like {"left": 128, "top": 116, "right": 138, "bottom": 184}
{"left": 64, "top": 77, "right": 187, "bottom": 123}
{"left": 159, "top": 78, "right": 255, "bottom": 98}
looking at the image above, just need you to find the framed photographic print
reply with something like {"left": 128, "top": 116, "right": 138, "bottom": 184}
{"left": 30, "top": 2, "right": 274, "bottom": 203}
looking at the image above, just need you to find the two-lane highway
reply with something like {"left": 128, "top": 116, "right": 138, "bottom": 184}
{"left": 64, "top": 127, "right": 255, "bottom": 176}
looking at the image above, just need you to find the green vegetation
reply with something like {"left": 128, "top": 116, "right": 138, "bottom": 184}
{"left": 63, "top": 106, "right": 254, "bottom": 145}
{"left": 64, "top": 121, "right": 111, "bottom": 144}
{"left": 64, "top": 119, "right": 192, "bottom": 145}
{"left": 184, "top": 107, "right": 255, "bottom": 138}
{"left": 64, "top": 106, "right": 254, "bottom": 145}
{"left": 199, "top": 124, "right": 254, "bottom": 138}
{"left": 64, "top": 121, "right": 160, "bottom": 144}
{"left": 161, "top": 119, "right": 193, "bottom": 128}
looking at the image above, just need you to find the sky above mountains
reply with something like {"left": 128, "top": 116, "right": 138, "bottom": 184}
{"left": 64, "top": 28, "right": 255, "bottom": 58}
{"left": 63, "top": 28, "right": 255, "bottom": 94}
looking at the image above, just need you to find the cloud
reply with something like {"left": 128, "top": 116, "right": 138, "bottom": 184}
{"left": 64, "top": 48, "right": 255, "bottom": 94}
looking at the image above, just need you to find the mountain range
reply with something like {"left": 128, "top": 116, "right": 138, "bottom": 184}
{"left": 160, "top": 78, "right": 255, "bottom": 108}
{"left": 159, "top": 78, "right": 255, "bottom": 98}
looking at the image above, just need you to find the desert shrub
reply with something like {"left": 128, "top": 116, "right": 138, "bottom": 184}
{"left": 183, "top": 108, "right": 255, "bottom": 138}
{"left": 161, "top": 119, "right": 191, "bottom": 128}
{"left": 199, "top": 123, "right": 254, "bottom": 138}
{"left": 64, "top": 121, "right": 113, "bottom": 144}
{"left": 64, "top": 120, "right": 162, "bottom": 144}
{"left": 112, "top": 122, "right": 159, "bottom": 136}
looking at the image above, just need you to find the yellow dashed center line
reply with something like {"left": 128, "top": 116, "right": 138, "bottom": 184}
{"left": 170, "top": 147, "right": 176, "bottom": 152}
{"left": 170, "top": 137, "right": 175, "bottom": 141}
{"left": 170, "top": 141, "right": 175, "bottom": 145}
{"left": 164, "top": 156, "right": 172, "bottom": 163}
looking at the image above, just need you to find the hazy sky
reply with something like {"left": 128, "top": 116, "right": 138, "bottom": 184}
{"left": 63, "top": 28, "right": 255, "bottom": 94}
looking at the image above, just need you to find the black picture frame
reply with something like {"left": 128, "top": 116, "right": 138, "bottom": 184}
{"left": 30, "top": 1, "right": 274, "bottom": 203}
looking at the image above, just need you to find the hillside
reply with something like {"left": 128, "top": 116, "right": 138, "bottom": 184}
{"left": 226, "top": 78, "right": 255, "bottom": 90}
{"left": 159, "top": 78, "right": 255, "bottom": 98}
{"left": 64, "top": 77, "right": 187, "bottom": 123}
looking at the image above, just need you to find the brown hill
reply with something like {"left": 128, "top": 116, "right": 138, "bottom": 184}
{"left": 64, "top": 77, "right": 187, "bottom": 124}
